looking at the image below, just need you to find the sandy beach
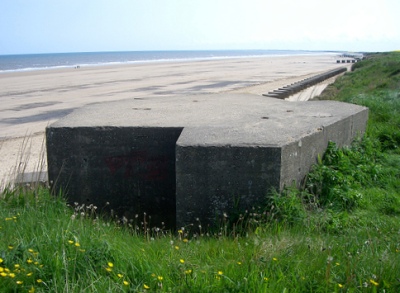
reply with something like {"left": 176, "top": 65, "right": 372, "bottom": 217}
{"left": 0, "top": 54, "right": 348, "bottom": 185}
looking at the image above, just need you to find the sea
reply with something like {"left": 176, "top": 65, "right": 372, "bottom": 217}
{"left": 0, "top": 50, "right": 337, "bottom": 73}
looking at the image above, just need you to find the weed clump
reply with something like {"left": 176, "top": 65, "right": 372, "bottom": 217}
{"left": 306, "top": 137, "right": 382, "bottom": 211}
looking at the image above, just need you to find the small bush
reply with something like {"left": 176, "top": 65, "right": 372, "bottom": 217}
{"left": 305, "top": 138, "right": 382, "bottom": 211}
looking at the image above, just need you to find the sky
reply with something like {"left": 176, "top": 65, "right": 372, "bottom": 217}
{"left": 1, "top": 0, "right": 399, "bottom": 55}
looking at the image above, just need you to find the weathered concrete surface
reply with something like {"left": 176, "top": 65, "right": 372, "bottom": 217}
{"left": 46, "top": 94, "right": 368, "bottom": 228}
{"left": 47, "top": 126, "right": 181, "bottom": 227}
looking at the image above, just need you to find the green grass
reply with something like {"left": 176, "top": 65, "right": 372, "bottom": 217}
{"left": 1, "top": 189, "right": 399, "bottom": 292}
{"left": 1, "top": 52, "right": 400, "bottom": 292}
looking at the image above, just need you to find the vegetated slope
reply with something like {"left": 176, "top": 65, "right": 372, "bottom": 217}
{"left": 316, "top": 52, "right": 400, "bottom": 152}
{"left": 293, "top": 52, "right": 400, "bottom": 230}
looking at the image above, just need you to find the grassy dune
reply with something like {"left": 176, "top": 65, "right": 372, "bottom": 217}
{"left": 1, "top": 52, "right": 399, "bottom": 292}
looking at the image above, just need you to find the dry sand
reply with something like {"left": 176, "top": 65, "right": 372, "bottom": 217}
{"left": 0, "top": 54, "right": 349, "bottom": 185}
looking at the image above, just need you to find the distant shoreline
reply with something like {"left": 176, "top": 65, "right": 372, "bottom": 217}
{"left": 0, "top": 50, "right": 340, "bottom": 74}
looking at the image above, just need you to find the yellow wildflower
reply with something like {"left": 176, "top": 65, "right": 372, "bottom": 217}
{"left": 27, "top": 259, "right": 33, "bottom": 264}
{"left": 117, "top": 273, "right": 123, "bottom": 278}
{"left": 175, "top": 246, "right": 179, "bottom": 250}
{"left": 107, "top": 262, "right": 114, "bottom": 268}
{"left": 1, "top": 272, "right": 7, "bottom": 277}
{"left": 272, "top": 257, "right": 278, "bottom": 261}
{"left": 185, "top": 269, "right": 192, "bottom": 275}
{"left": 36, "top": 279, "right": 43, "bottom": 283}
{"left": 16, "top": 280, "right": 23, "bottom": 285}
{"left": 0, "top": 258, "right": 3, "bottom": 263}
{"left": 123, "top": 280, "right": 129, "bottom": 286}
{"left": 27, "top": 272, "right": 33, "bottom": 276}
{"left": 74, "top": 242, "right": 81, "bottom": 247}
{"left": 68, "top": 240, "right": 74, "bottom": 244}
{"left": 370, "top": 279, "right": 379, "bottom": 286}
{"left": 144, "top": 284, "right": 150, "bottom": 289}
{"left": 180, "top": 259, "right": 185, "bottom": 264}
{"left": 157, "top": 276, "right": 163, "bottom": 281}
{"left": 217, "top": 271, "right": 223, "bottom": 275}
{"left": 338, "top": 283, "right": 343, "bottom": 288}
{"left": 28, "top": 286, "right": 35, "bottom": 293}
{"left": 183, "top": 239, "right": 188, "bottom": 243}
{"left": 9, "top": 273, "right": 16, "bottom": 278}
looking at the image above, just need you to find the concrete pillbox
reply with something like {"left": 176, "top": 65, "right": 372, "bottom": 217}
{"left": 46, "top": 94, "right": 368, "bottom": 228}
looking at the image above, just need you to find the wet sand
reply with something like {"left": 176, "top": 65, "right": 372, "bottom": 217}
{"left": 0, "top": 54, "right": 347, "bottom": 185}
